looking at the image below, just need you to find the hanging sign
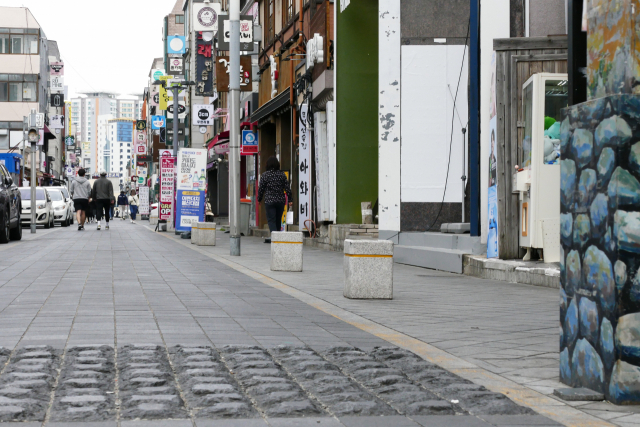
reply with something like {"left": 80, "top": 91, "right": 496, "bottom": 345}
{"left": 50, "top": 115, "right": 65, "bottom": 129}
{"left": 65, "top": 136, "right": 74, "bottom": 146}
{"left": 241, "top": 130, "right": 258, "bottom": 155}
{"left": 298, "top": 104, "right": 311, "bottom": 227}
{"left": 215, "top": 55, "right": 252, "bottom": 92}
{"left": 136, "top": 120, "right": 146, "bottom": 131}
{"left": 167, "top": 101, "right": 187, "bottom": 120}
{"left": 50, "top": 62, "right": 64, "bottom": 76}
{"left": 193, "top": 3, "right": 221, "bottom": 32}
{"left": 138, "top": 186, "right": 149, "bottom": 215}
{"left": 51, "top": 76, "right": 64, "bottom": 92}
{"left": 135, "top": 144, "right": 146, "bottom": 155}
{"left": 195, "top": 34, "right": 214, "bottom": 96}
{"left": 193, "top": 104, "right": 213, "bottom": 126}
{"left": 217, "top": 15, "right": 253, "bottom": 50}
{"left": 151, "top": 115, "right": 166, "bottom": 129}
{"left": 151, "top": 69, "right": 165, "bottom": 82}
{"left": 150, "top": 90, "right": 159, "bottom": 107}
{"left": 167, "top": 35, "right": 186, "bottom": 54}
{"left": 50, "top": 93, "right": 64, "bottom": 108}
{"left": 168, "top": 57, "right": 184, "bottom": 76}
{"left": 136, "top": 131, "right": 147, "bottom": 143}
{"left": 158, "top": 75, "right": 171, "bottom": 110}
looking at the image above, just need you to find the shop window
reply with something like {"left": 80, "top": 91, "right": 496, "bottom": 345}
{"left": 283, "top": 0, "right": 294, "bottom": 25}
{"left": 267, "top": 0, "right": 275, "bottom": 44}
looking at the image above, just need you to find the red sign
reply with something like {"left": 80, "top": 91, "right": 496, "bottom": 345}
{"left": 160, "top": 156, "right": 175, "bottom": 221}
{"left": 136, "top": 144, "right": 146, "bottom": 154}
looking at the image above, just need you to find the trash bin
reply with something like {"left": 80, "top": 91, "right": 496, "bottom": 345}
{"left": 240, "top": 199, "right": 251, "bottom": 236}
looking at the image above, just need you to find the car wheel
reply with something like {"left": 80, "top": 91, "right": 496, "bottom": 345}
{"left": 62, "top": 217, "right": 68, "bottom": 227}
{"left": 0, "top": 210, "right": 9, "bottom": 243}
{"left": 9, "top": 213, "right": 21, "bottom": 241}
{"left": 44, "top": 214, "right": 50, "bottom": 229}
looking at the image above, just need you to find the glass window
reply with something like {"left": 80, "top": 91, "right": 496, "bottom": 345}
{"left": 0, "top": 34, "right": 8, "bottom": 53}
{"left": 0, "top": 82, "right": 7, "bottom": 102}
{"left": 48, "top": 190, "right": 63, "bottom": 201}
{"left": 543, "top": 79, "right": 568, "bottom": 165}
{"left": 10, "top": 35, "right": 22, "bottom": 54}
{"left": 522, "top": 82, "right": 533, "bottom": 168}
{"left": 0, "top": 133, "right": 8, "bottom": 150}
{"left": 24, "top": 35, "right": 37, "bottom": 54}
{"left": 9, "top": 82, "right": 22, "bottom": 102}
{"left": 20, "top": 188, "right": 45, "bottom": 200}
{"left": 22, "top": 82, "right": 36, "bottom": 101}
{"left": 176, "top": 15, "right": 184, "bottom": 24}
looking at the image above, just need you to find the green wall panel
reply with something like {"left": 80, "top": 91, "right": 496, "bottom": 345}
{"left": 336, "top": 0, "right": 379, "bottom": 224}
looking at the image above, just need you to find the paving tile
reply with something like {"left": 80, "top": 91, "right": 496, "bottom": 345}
{"left": 412, "top": 416, "right": 492, "bottom": 427}
{"left": 340, "top": 415, "right": 420, "bottom": 426}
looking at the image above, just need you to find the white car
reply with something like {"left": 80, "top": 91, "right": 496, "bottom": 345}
{"left": 19, "top": 187, "right": 54, "bottom": 228}
{"left": 150, "top": 202, "right": 158, "bottom": 218}
{"left": 47, "top": 187, "right": 74, "bottom": 227}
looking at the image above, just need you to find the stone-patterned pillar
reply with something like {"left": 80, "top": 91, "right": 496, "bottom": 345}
{"left": 560, "top": 94, "right": 640, "bottom": 403}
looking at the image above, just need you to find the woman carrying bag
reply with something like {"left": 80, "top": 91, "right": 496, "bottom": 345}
{"left": 258, "top": 156, "right": 292, "bottom": 243}
{"left": 128, "top": 189, "right": 139, "bottom": 224}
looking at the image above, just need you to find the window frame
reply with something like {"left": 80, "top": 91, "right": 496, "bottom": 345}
{"left": 0, "top": 29, "right": 39, "bottom": 55}
{"left": 175, "top": 15, "right": 185, "bottom": 24}
{"left": 0, "top": 74, "right": 39, "bottom": 102}
{"left": 266, "top": 0, "right": 275, "bottom": 45}
{"left": 282, "top": 0, "right": 294, "bottom": 26}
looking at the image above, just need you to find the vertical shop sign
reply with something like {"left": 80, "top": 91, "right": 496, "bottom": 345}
{"left": 195, "top": 33, "right": 214, "bottom": 96}
{"left": 177, "top": 148, "right": 207, "bottom": 191}
{"left": 160, "top": 155, "right": 175, "bottom": 221}
{"left": 487, "top": 52, "right": 499, "bottom": 258}
{"left": 138, "top": 186, "right": 149, "bottom": 215}
{"left": 299, "top": 104, "right": 311, "bottom": 228}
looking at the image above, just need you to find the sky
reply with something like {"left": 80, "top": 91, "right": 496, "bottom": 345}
{"left": 0, "top": 0, "right": 180, "bottom": 98}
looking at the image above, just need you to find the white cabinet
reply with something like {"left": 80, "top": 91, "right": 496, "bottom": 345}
{"left": 516, "top": 73, "right": 567, "bottom": 262}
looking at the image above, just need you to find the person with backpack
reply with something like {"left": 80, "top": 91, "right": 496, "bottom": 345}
{"left": 128, "top": 189, "right": 139, "bottom": 224}
{"left": 69, "top": 168, "right": 92, "bottom": 231}
{"left": 117, "top": 190, "right": 128, "bottom": 220}
{"left": 91, "top": 170, "right": 115, "bottom": 231}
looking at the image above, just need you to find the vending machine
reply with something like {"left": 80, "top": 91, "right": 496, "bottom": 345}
{"left": 515, "top": 73, "right": 568, "bottom": 262}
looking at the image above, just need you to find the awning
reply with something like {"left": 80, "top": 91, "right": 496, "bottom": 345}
{"left": 250, "top": 88, "right": 291, "bottom": 124}
{"left": 43, "top": 126, "right": 56, "bottom": 141}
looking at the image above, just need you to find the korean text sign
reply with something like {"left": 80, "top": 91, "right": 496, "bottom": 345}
{"left": 177, "top": 148, "right": 207, "bottom": 191}
{"left": 160, "top": 156, "right": 175, "bottom": 221}
{"left": 176, "top": 190, "right": 205, "bottom": 232}
{"left": 299, "top": 104, "right": 311, "bottom": 228}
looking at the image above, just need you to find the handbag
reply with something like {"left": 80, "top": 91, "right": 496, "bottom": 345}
{"left": 286, "top": 211, "right": 294, "bottom": 225}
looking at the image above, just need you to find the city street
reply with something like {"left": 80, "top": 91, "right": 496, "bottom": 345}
{"left": 0, "top": 222, "right": 629, "bottom": 426}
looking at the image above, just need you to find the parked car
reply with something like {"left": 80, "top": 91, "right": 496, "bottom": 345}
{"left": 0, "top": 163, "right": 22, "bottom": 243}
{"left": 19, "top": 187, "right": 54, "bottom": 229}
{"left": 47, "top": 187, "right": 74, "bottom": 227}
{"left": 150, "top": 203, "right": 158, "bottom": 218}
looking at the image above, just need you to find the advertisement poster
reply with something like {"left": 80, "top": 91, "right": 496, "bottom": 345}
{"left": 160, "top": 156, "right": 175, "bottom": 221}
{"left": 487, "top": 51, "right": 499, "bottom": 258}
{"left": 298, "top": 104, "right": 311, "bottom": 229}
{"left": 176, "top": 190, "right": 205, "bottom": 232}
{"left": 138, "top": 186, "right": 149, "bottom": 215}
{"left": 177, "top": 148, "right": 207, "bottom": 191}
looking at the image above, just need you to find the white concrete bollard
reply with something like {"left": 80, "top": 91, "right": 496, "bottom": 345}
{"left": 343, "top": 239, "right": 393, "bottom": 299}
{"left": 271, "top": 231, "right": 303, "bottom": 272}
{"left": 149, "top": 217, "right": 158, "bottom": 226}
{"left": 191, "top": 222, "right": 200, "bottom": 245}
{"left": 197, "top": 222, "right": 216, "bottom": 246}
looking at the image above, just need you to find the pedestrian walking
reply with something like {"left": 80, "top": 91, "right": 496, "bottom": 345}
{"left": 91, "top": 170, "right": 115, "bottom": 231}
{"left": 257, "top": 156, "right": 292, "bottom": 243}
{"left": 128, "top": 189, "right": 139, "bottom": 224}
{"left": 69, "top": 168, "right": 92, "bottom": 231}
{"left": 117, "top": 190, "right": 128, "bottom": 220}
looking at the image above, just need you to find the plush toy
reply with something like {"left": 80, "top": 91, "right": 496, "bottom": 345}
{"left": 544, "top": 116, "right": 556, "bottom": 130}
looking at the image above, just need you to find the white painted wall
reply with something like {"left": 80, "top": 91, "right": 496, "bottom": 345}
{"left": 401, "top": 45, "right": 468, "bottom": 204}
{"left": 378, "top": 0, "right": 401, "bottom": 232}
{"left": 480, "top": 0, "right": 510, "bottom": 243}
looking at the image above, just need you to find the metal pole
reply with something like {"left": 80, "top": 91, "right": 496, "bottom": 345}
{"left": 469, "top": 0, "right": 480, "bottom": 236}
{"left": 462, "top": 127, "right": 466, "bottom": 223}
{"left": 30, "top": 141, "right": 36, "bottom": 234}
{"left": 229, "top": 0, "right": 241, "bottom": 256}
{"left": 172, "top": 85, "right": 179, "bottom": 233}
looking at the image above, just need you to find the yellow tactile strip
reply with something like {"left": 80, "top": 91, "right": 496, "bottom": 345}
{"left": 150, "top": 227, "right": 614, "bottom": 427}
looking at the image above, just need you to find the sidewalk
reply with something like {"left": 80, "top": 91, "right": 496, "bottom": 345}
{"left": 159, "top": 226, "right": 640, "bottom": 427}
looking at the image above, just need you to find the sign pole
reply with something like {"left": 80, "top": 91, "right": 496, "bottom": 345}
{"left": 29, "top": 110, "right": 37, "bottom": 234}
{"left": 229, "top": 0, "right": 241, "bottom": 256}
{"left": 172, "top": 85, "right": 179, "bottom": 233}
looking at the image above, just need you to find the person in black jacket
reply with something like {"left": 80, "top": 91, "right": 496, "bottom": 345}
{"left": 117, "top": 191, "right": 128, "bottom": 220}
{"left": 258, "top": 156, "right": 292, "bottom": 243}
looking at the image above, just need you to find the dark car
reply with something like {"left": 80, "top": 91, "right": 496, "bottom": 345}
{"left": 0, "top": 163, "right": 21, "bottom": 243}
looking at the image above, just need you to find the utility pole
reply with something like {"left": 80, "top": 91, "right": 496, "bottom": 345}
{"left": 27, "top": 109, "right": 40, "bottom": 234}
{"left": 229, "top": 0, "right": 241, "bottom": 256}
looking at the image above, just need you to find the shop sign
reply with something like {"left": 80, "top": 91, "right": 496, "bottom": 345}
{"left": 214, "top": 141, "right": 229, "bottom": 155}
{"left": 217, "top": 15, "right": 253, "bottom": 50}
{"left": 50, "top": 62, "right": 64, "bottom": 76}
{"left": 176, "top": 190, "right": 205, "bottom": 231}
{"left": 136, "top": 131, "right": 147, "bottom": 143}
{"left": 138, "top": 186, "right": 149, "bottom": 215}
{"left": 241, "top": 130, "right": 258, "bottom": 155}
{"left": 177, "top": 148, "right": 207, "bottom": 191}
{"left": 151, "top": 115, "right": 166, "bottom": 129}
{"left": 167, "top": 35, "right": 186, "bottom": 54}
{"left": 195, "top": 35, "right": 214, "bottom": 96}
{"left": 50, "top": 115, "right": 64, "bottom": 129}
{"left": 160, "top": 155, "right": 175, "bottom": 220}
{"left": 158, "top": 75, "right": 171, "bottom": 110}
{"left": 136, "top": 120, "right": 146, "bottom": 131}
{"left": 51, "top": 76, "right": 64, "bottom": 92}
{"left": 135, "top": 144, "right": 146, "bottom": 155}
{"left": 50, "top": 93, "right": 64, "bottom": 108}
{"left": 168, "top": 57, "right": 184, "bottom": 76}
{"left": 167, "top": 101, "right": 187, "bottom": 120}
{"left": 152, "top": 69, "right": 165, "bottom": 82}
{"left": 137, "top": 155, "right": 151, "bottom": 162}
{"left": 215, "top": 55, "right": 252, "bottom": 92}
{"left": 193, "top": 2, "right": 221, "bottom": 32}
{"left": 193, "top": 104, "right": 214, "bottom": 126}
{"left": 299, "top": 104, "right": 311, "bottom": 226}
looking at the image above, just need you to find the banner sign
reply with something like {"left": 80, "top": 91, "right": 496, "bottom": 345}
{"left": 215, "top": 55, "right": 252, "bottom": 92}
{"left": 195, "top": 34, "right": 214, "bottom": 96}
{"left": 176, "top": 190, "right": 205, "bottom": 231}
{"left": 177, "top": 148, "right": 207, "bottom": 191}
{"left": 51, "top": 76, "right": 64, "bottom": 92}
{"left": 158, "top": 75, "right": 171, "bottom": 110}
{"left": 50, "top": 62, "right": 64, "bottom": 76}
{"left": 138, "top": 186, "right": 149, "bottom": 215}
{"left": 193, "top": 104, "right": 214, "bottom": 126}
{"left": 241, "top": 129, "right": 258, "bottom": 155}
{"left": 151, "top": 115, "right": 166, "bottom": 129}
{"left": 193, "top": 2, "right": 221, "bottom": 32}
{"left": 160, "top": 155, "right": 175, "bottom": 221}
{"left": 298, "top": 104, "right": 311, "bottom": 227}
{"left": 487, "top": 52, "right": 499, "bottom": 258}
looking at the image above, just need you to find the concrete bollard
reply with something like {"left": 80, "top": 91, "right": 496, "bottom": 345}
{"left": 149, "top": 217, "right": 158, "bottom": 226}
{"left": 343, "top": 239, "right": 393, "bottom": 299}
{"left": 191, "top": 222, "right": 200, "bottom": 245}
{"left": 196, "top": 222, "right": 216, "bottom": 246}
{"left": 270, "top": 231, "right": 303, "bottom": 272}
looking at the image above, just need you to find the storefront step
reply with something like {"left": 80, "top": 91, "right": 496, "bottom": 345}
{"left": 463, "top": 255, "right": 560, "bottom": 289}
{"left": 394, "top": 245, "right": 467, "bottom": 274}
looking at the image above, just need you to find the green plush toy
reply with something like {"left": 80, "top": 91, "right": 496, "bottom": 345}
{"left": 544, "top": 116, "right": 556, "bottom": 130}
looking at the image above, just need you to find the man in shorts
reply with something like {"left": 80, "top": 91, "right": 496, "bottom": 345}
{"left": 69, "top": 168, "right": 92, "bottom": 231}
{"left": 92, "top": 170, "right": 115, "bottom": 230}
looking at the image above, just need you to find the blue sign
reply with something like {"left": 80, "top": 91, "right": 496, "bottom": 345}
{"left": 167, "top": 35, "right": 186, "bottom": 54}
{"left": 117, "top": 122, "right": 132, "bottom": 142}
{"left": 151, "top": 115, "right": 166, "bottom": 129}
{"left": 241, "top": 130, "right": 258, "bottom": 154}
{"left": 175, "top": 190, "right": 205, "bottom": 232}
